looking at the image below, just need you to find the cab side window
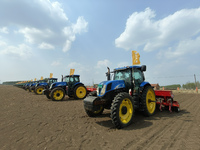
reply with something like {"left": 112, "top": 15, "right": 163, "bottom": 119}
{"left": 133, "top": 69, "right": 144, "bottom": 86}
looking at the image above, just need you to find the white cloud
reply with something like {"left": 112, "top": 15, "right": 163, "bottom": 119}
{"left": 115, "top": 7, "right": 200, "bottom": 58}
{"left": 72, "top": 16, "right": 88, "bottom": 34}
{"left": 96, "top": 59, "right": 111, "bottom": 68}
{"left": 39, "top": 42, "right": 55, "bottom": 50}
{"left": 0, "top": 0, "right": 88, "bottom": 53}
{"left": 51, "top": 60, "right": 61, "bottom": 66}
{"left": 62, "top": 16, "right": 88, "bottom": 52}
{"left": 0, "top": 44, "right": 32, "bottom": 58}
{"left": 0, "top": 40, "right": 7, "bottom": 47}
{"left": 0, "top": 27, "right": 9, "bottom": 34}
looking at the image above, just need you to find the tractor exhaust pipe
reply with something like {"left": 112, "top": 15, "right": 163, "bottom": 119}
{"left": 106, "top": 67, "right": 110, "bottom": 80}
{"left": 61, "top": 75, "right": 63, "bottom": 82}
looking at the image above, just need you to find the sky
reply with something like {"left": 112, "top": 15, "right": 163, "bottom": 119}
{"left": 0, "top": 0, "right": 200, "bottom": 86}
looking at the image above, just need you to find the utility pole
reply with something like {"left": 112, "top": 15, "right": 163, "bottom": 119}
{"left": 194, "top": 74, "right": 198, "bottom": 93}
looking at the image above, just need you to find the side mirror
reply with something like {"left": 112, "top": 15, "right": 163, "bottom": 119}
{"left": 141, "top": 65, "right": 146, "bottom": 72}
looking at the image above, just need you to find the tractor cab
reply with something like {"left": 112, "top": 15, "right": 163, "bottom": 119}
{"left": 97, "top": 65, "right": 147, "bottom": 98}
{"left": 63, "top": 75, "right": 80, "bottom": 85}
{"left": 113, "top": 65, "right": 146, "bottom": 94}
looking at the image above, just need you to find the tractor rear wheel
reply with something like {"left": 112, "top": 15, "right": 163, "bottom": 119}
{"left": 74, "top": 85, "right": 87, "bottom": 99}
{"left": 111, "top": 92, "right": 134, "bottom": 129}
{"left": 141, "top": 85, "right": 156, "bottom": 116}
{"left": 85, "top": 105, "right": 104, "bottom": 117}
{"left": 35, "top": 86, "right": 44, "bottom": 95}
{"left": 50, "top": 88, "right": 65, "bottom": 101}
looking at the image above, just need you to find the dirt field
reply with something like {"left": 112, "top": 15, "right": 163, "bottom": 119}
{"left": 0, "top": 85, "right": 200, "bottom": 150}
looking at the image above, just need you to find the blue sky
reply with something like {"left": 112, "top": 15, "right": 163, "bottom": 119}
{"left": 0, "top": 0, "right": 200, "bottom": 86}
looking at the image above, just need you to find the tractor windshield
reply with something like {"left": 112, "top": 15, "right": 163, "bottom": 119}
{"left": 114, "top": 69, "right": 131, "bottom": 81}
{"left": 63, "top": 76, "right": 80, "bottom": 83}
{"left": 48, "top": 79, "right": 57, "bottom": 84}
{"left": 63, "top": 77, "right": 70, "bottom": 82}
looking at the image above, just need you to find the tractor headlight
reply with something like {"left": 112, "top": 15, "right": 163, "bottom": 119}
{"left": 100, "top": 85, "right": 106, "bottom": 96}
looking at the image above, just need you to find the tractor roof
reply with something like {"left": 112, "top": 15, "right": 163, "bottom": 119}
{"left": 114, "top": 65, "right": 144, "bottom": 71}
{"left": 65, "top": 75, "right": 80, "bottom": 77}
{"left": 48, "top": 78, "right": 57, "bottom": 80}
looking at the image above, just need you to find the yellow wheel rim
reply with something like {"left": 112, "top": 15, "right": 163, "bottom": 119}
{"left": 36, "top": 87, "right": 44, "bottom": 95}
{"left": 53, "top": 90, "right": 64, "bottom": 100}
{"left": 119, "top": 98, "right": 133, "bottom": 124}
{"left": 76, "top": 86, "right": 86, "bottom": 99}
{"left": 146, "top": 88, "right": 156, "bottom": 114}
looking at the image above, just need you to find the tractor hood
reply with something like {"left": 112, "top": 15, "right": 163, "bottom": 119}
{"left": 97, "top": 80, "right": 125, "bottom": 97}
{"left": 37, "top": 82, "right": 48, "bottom": 87}
{"left": 49, "top": 82, "right": 67, "bottom": 89}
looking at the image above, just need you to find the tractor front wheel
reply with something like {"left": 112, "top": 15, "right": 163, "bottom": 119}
{"left": 74, "top": 85, "right": 87, "bottom": 99}
{"left": 35, "top": 86, "right": 44, "bottom": 95}
{"left": 111, "top": 92, "right": 134, "bottom": 129}
{"left": 141, "top": 85, "right": 156, "bottom": 116}
{"left": 50, "top": 88, "right": 65, "bottom": 101}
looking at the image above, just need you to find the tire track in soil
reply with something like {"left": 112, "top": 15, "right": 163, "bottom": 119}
{"left": 161, "top": 94, "right": 200, "bottom": 150}
{"left": 122, "top": 94, "right": 198, "bottom": 150}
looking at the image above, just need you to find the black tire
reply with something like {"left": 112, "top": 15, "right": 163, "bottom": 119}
{"left": 85, "top": 105, "right": 104, "bottom": 117}
{"left": 141, "top": 85, "right": 156, "bottom": 116}
{"left": 111, "top": 92, "right": 134, "bottom": 129}
{"left": 74, "top": 85, "right": 87, "bottom": 99}
{"left": 50, "top": 87, "right": 65, "bottom": 101}
{"left": 35, "top": 86, "right": 44, "bottom": 95}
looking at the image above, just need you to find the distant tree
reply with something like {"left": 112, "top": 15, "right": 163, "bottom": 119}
{"left": 182, "top": 82, "right": 197, "bottom": 89}
{"left": 161, "top": 84, "right": 181, "bottom": 90}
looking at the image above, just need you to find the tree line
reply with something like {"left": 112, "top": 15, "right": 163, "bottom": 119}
{"left": 160, "top": 81, "right": 200, "bottom": 90}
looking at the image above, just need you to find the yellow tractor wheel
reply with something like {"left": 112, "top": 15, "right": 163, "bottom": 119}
{"left": 111, "top": 92, "right": 134, "bottom": 129}
{"left": 35, "top": 86, "right": 44, "bottom": 95}
{"left": 74, "top": 85, "right": 87, "bottom": 99}
{"left": 50, "top": 88, "right": 65, "bottom": 101}
{"left": 141, "top": 85, "right": 156, "bottom": 116}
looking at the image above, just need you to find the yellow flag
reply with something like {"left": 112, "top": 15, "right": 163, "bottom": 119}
{"left": 34, "top": 78, "right": 37, "bottom": 81}
{"left": 132, "top": 51, "right": 140, "bottom": 65}
{"left": 41, "top": 76, "right": 43, "bottom": 80}
{"left": 70, "top": 69, "right": 75, "bottom": 75}
{"left": 50, "top": 73, "right": 53, "bottom": 78}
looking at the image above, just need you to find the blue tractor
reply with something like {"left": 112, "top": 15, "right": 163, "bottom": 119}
{"left": 23, "top": 82, "right": 32, "bottom": 91}
{"left": 83, "top": 65, "right": 156, "bottom": 129}
{"left": 34, "top": 78, "right": 58, "bottom": 95}
{"left": 28, "top": 81, "right": 39, "bottom": 92}
{"left": 43, "top": 74, "right": 87, "bottom": 101}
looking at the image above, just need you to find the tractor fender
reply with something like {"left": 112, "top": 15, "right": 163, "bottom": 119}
{"left": 140, "top": 81, "right": 150, "bottom": 88}
{"left": 139, "top": 82, "right": 151, "bottom": 92}
{"left": 73, "top": 82, "right": 84, "bottom": 87}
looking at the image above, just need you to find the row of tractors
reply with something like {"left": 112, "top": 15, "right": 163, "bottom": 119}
{"left": 21, "top": 74, "right": 95, "bottom": 101}
{"left": 16, "top": 65, "right": 180, "bottom": 129}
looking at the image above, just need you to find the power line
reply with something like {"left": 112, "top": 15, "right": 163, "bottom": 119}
{"left": 147, "top": 74, "right": 200, "bottom": 79}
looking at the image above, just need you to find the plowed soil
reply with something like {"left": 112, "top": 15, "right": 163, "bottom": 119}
{"left": 0, "top": 85, "right": 200, "bottom": 150}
